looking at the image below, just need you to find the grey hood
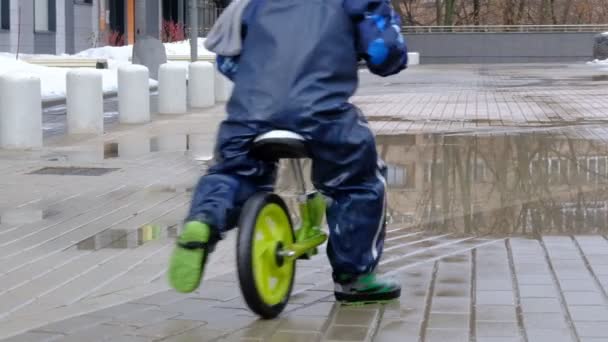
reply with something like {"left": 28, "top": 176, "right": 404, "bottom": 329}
{"left": 203, "top": 0, "right": 252, "bottom": 56}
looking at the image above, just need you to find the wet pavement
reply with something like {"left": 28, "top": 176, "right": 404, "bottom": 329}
{"left": 1, "top": 63, "right": 608, "bottom": 341}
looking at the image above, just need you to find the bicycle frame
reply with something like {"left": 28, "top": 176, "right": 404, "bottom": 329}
{"left": 281, "top": 160, "right": 328, "bottom": 261}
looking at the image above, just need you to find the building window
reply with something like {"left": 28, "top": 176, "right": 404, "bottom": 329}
{"left": 387, "top": 165, "right": 406, "bottom": 187}
{"left": 34, "top": 0, "right": 56, "bottom": 32}
{"left": 0, "top": 0, "right": 9, "bottom": 31}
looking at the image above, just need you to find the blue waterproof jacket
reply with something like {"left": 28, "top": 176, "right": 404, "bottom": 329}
{"left": 214, "top": 0, "right": 408, "bottom": 121}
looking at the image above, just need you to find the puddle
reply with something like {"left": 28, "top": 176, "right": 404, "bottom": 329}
{"left": 375, "top": 131, "right": 608, "bottom": 236}
{"left": 103, "top": 134, "right": 213, "bottom": 160}
{"left": 101, "top": 134, "right": 212, "bottom": 160}
{"left": 275, "top": 129, "right": 608, "bottom": 237}
{"left": 75, "top": 224, "right": 178, "bottom": 250}
{"left": 43, "top": 134, "right": 214, "bottom": 162}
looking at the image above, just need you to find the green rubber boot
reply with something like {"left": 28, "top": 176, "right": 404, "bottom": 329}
{"left": 334, "top": 273, "right": 401, "bottom": 304}
{"left": 168, "top": 221, "right": 212, "bottom": 293}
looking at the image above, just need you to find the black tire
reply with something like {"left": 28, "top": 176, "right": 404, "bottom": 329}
{"left": 237, "top": 192, "right": 296, "bottom": 319}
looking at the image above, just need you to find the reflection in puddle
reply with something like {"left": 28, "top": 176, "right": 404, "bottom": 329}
{"left": 44, "top": 134, "right": 214, "bottom": 162}
{"left": 376, "top": 132, "right": 608, "bottom": 236}
{"left": 76, "top": 224, "right": 178, "bottom": 250}
{"left": 276, "top": 130, "right": 608, "bottom": 236}
{"left": 104, "top": 134, "right": 213, "bottom": 160}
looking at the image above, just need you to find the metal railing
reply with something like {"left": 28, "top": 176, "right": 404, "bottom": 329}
{"left": 402, "top": 25, "right": 608, "bottom": 34}
{"left": 197, "top": 3, "right": 224, "bottom": 36}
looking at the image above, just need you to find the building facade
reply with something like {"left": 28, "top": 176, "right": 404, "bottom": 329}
{"left": 0, "top": 0, "right": 227, "bottom": 55}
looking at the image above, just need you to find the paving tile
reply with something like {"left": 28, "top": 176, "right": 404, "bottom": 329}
{"left": 526, "top": 329, "right": 576, "bottom": 342}
{"left": 523, "top": 313, "right": 568, "bottom": 330}
{"left": 428, "top": 313, "right": 469, "bottom": 329}
{"left": 475, "top": 338, "right": 521, "bottom": 342}
{"left": 324, "top": 325, "right": 370, "bottom": 341}
{"left": 475, "top": 305, "right": 517, "bottom": 322}
{"left": 161, "top": 327, "right": 226, "bottom": 342}
{"left": 35, "top": 314, "right": 111, "bottom": 334}
{"left": 373, "top": 320, "right": 419, "bottom": 342}
{"left": 222, "top": 320, "right": 280, "bottom": 339}
{"left": 195, "top": 281, "right": 241, "bottom": 302}
{"left": 476, "top": 291, "right": 515, "bottom": 305}
{"left": 575, "top": 321, "right": 608, "bottom": 338}
{"left": 425, "top": 329, "right": 469, "bottom": 342}
{"left": 289, "top": 302, "right": 335, "bottom": 317}
{"left": 158, "top": 298, "right": 219, "bottom": 315}
{"left": 333, "top": 307, "right": 379, "bottom": 326}
{"left": 476, "top": 321, "right": 519, "bottom": 337}
{"left": 0, "top": 331, "right": 64, "bottom": 342}
{"left": 569, "top": 306, "right": 608, "bottom": 321}
{"left": 476, "top": 279, "right": 513, "bottom": 291}
{"left": 58, "top": 323, "right": 136, "bottom": 342}
{"left": 132, "top": 291, "right": 188, "bottom": 306}
{"left": 563, "top": 291, "right": 605, "bottom": 306}
{"left": 270, "top": 331, "right": 321, "bottom": 342}
{"left": 430, "top": 297, "right": 470, "bottom": 313}
{"left": 132, "top": 319, "right": 205, "bottom": 339}
{"left": 92, "top": 303, "right": 156, "bottom": 319}
{"left": 289, "top": 290, "right": 333, "bottom": 305}
{"left": 520, "top": 298, "right": 563, "bottom": 313}
{"left": 108, "top": 309, "right": 181, "bottom": 328}
{"left": 518, "top": 285, "right": 557, "bottom": 298}
{"left": 175, "top": 310, "right": 256, "bottom": 331}
{"left": 559, "top": 279, "right": 598, "bottom": 291}
{"left": 517, "top": 275, "right": 554, "bottom": 285}
{"left": 276, "top": 317, "right": 327, "bottom": 332}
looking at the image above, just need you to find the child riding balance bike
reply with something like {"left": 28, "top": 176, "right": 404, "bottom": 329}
{"left": 168, "top": 0, "right": 409, "bottom": 318}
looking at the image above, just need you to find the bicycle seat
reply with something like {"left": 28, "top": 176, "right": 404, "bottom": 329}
{"left": 251, "top": 130, "right": 310, "bottom": 160}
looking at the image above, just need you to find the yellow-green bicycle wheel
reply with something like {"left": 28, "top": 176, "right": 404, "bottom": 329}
{"left": 237, "top": 193, "right": 295, "bottom": 319}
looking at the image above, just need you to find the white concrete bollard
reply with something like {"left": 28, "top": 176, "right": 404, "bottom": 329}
{"left": 188, "top": 62, "right": 215, "bottom": 108}
{"left": 408, "top": 52, "right": 420, "bottom": 65}
{"left": 158, "top": 63, "right": 187, "bottom": 114}
{"left": 0, "top": 73, "right": 42, "bottom": 149}
{"left": 66, "top": 69, "right": 104, "bottom": 135}
{"left": 215, "top": 70, "right": 234, "bottom": 103}
{"left": 118, "top": 64, "right": 150, "bottom": 124}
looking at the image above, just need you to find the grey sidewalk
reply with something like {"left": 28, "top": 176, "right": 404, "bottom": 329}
{"left": 1, "top": 63, "right": 608, "bottom": 341}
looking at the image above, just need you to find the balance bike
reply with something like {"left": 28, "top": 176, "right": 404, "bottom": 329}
{"left": 236, "top": 130, "right": 328, "bottom": 319}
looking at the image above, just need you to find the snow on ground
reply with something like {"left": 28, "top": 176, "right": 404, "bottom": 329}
{"left": 0, "top": 39, "right": 211, "bottom": 102}
{"left": 0, "top": 53, "right": 156, "bottom": 102}
{"left": 589, "top": 59, "right": 608, "bottom": 65}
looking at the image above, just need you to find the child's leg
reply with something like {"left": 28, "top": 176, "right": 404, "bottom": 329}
{"left": 169, "top": 119, "right": 275, "bottom": 293}
{"left": 306, "top": 106, "right": 399, "bottom": 302}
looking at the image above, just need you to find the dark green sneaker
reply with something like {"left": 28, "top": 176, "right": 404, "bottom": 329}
{"left": 168, "top": 221, "right": 213, "bottom": 293}
{"left": 334, "top": 273, "right": 401, "bottom": 303}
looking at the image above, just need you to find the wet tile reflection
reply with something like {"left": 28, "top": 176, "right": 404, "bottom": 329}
{"left": 76, "top": 224, "right": 178, "bottom": 250}
{"left": 104, "top": 134, "right": 213, "bottom": 160}
{"left": 43, "top": 134, "right": 214, "bottom": 162}
{"left": 275, "top": 131, "right": 608, "bottom": 236}
{"left": 377, "top": 132, "right": 608, "bottom": 236}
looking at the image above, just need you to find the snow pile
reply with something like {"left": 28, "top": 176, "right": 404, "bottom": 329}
{"left": 0, "top": 39, "right": 212, "bottom": 101}
{"left": 588, "top": 59, "right": 608, "bottom": 65}
{"left": 0, "top": 54, "right": 157, "bottom": 101}
{"left": 75, "top": 45, "right": 133, "bottom": 68}
{"left": 164, "top": 38, "right": 214, "bottom": 56}
{"left": 74, "top": 38, "right": 214, "bottom": 67}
